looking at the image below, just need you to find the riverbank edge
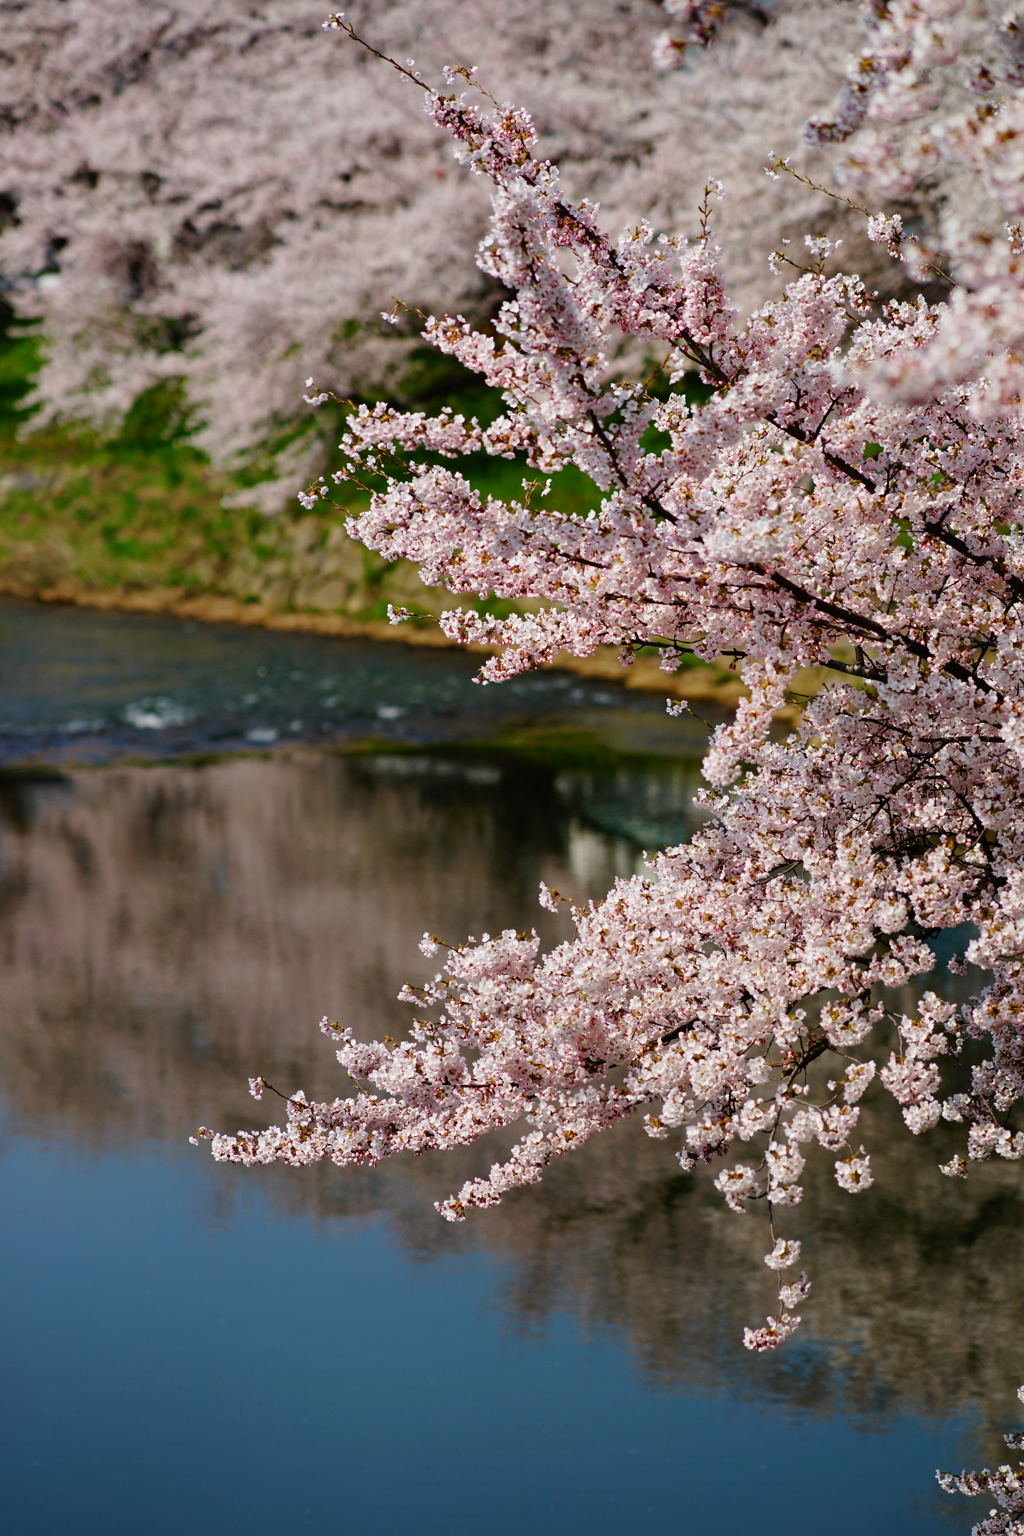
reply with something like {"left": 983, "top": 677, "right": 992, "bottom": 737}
{"left": 0, "top": 576, "right": 807, "bottom": 723}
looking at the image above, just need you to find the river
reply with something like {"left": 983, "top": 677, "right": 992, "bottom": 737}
{"left": 0, "top": 597, "right": 1018, "bottom": 1535}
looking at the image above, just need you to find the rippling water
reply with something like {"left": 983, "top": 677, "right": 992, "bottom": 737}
{"left": 0, "top": 596, "right": 711, "bottom": 765}
{"left": 0, "top": 601, "right": 1019, "bottom": 1535}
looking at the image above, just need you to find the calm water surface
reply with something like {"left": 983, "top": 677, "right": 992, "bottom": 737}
{"left": 0, "top": 600, "right": 1019, "bottom": 1535}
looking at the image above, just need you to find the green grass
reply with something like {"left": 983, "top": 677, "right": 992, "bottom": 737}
{"left": 0, "top": 308, "right": 270, "bottom": 593}
{"left": 0, "top": 308, "right": 721, "bottom": 679}
{"left": 0, "top": 309, "right": 603, "bottom": 615}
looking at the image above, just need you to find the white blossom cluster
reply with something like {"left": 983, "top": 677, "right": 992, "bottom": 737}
{"left": 201, "top": 9, "right": 1024, "bottom": 1392}
{"left": 939, "top": 1386, "right": 1024, "bottom": 1536}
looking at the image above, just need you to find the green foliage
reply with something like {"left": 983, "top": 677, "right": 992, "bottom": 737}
{"left": 0, "top": 313, "right": 282, "bottom": 594}
{"left": 0, "top": 300, "right": 41, "bottom": 431}
{"left": 0, "top": 316, "right": 711, "bottom": 659}
{"left": 111, "top": 379, "right": 201, "bottom": 455}
{"left": 0, "top": 314, "right": 575, "bottom": 615}
{"left": 396, "top": 345, "right": 503, "bottom": 421}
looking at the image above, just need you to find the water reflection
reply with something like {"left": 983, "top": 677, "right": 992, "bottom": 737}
{"left": 0, "top": 752, "right": 660, "bottom": 1139}
{"left": 0, "top": 749, "right": 1020, "bottom": 1464}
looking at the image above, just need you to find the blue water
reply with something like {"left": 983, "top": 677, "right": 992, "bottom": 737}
{"left": 0, "top": 598, "right": 1010, "bottom": 1535}
{"left": 0, "top": 597, "right": 696, "bottom": 765}
{"left": 1, "top": 1136, "right": 969, "bottom": 1536}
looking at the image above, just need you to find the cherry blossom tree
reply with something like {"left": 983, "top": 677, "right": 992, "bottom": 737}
{"left": 198, "top": 2, "right": 1024, "bottom": 1422}
{"left": 1, "top": 0, "right": 866, "bottom": 486}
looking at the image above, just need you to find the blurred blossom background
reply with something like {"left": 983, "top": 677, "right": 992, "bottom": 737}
{"left": 0, "top": 4, "right": 1021, "bottom": 1534}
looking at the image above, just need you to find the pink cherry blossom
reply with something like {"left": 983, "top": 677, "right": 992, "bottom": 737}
{"left": 201, "top": 12, "right": 1024, "bottom": 1374}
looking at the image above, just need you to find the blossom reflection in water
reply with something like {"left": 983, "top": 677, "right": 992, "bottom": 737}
{"left": 0, "top": 752, "right": 1016, "bottom": 1533}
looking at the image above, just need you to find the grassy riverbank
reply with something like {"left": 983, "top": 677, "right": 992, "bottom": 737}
{"left": 0, "top": 307, "right": 754, "bottom": 708}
